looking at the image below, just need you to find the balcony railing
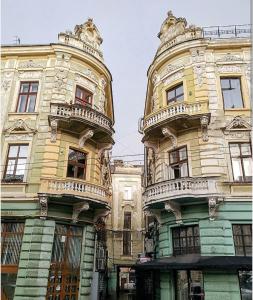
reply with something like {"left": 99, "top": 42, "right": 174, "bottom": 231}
{"left": 144, "top": 177, "right": 217, "bottom": 205}
{"left": 50, "top": 103, "right": 114, "bottom": 133}
{"left": 40, "top": 178, "right": 110, "bottom": 203}
{"left": 142, "top": 101, "right": 208, "bottom": 133}
{"left": 202, "top": 24, "right": 251, "bottom": 39}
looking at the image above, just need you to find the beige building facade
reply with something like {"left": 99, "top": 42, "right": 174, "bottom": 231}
{"left": 106, "top": 160, "right": 144, "bottom": 299}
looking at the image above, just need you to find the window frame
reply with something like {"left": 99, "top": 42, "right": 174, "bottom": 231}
{"left": 123, "top": 212, "right": 132, "bottom": 256}
{"left": 172, "top": 225, "right": 200, "bottom": 256}
{"left": 220, "top": 77, "right": 244, "bottom": 109}
{"left": 168, "top": 145, "right": 189, "bottom": 179}
{"left": 3, "top": 144, "right": 29, "bottom": 183}
{"left": 16, "top": 81, "right": 39, "bottom": 113}
{"left": 232, "top": 224, "right": 252, "bottom": 256}
{"left": 67, "top": 148, "right": 87, "bottom": 180}
{"left": 166, "top": 83, "right": 184, "bottom": 104}
{"left": 229, "top": 142, "right": 252, "bottom": 182}
{"left": 75, "top": 85, "right": 93, "bottom": 107}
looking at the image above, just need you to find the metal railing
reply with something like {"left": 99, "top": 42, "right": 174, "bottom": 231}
{"left": 202, "top": 24, "right": 251, "bottom": 39}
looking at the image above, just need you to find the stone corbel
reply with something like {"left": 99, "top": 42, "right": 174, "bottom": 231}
{"left": 162, "top": 127, "right": 177, "bottom": 148}
{"left": 38, "top": 194, "right": 48, "bottom": 219}
{"left": 98, "top": 143, "right": 113, "bottom": 160}
{"left": 164, "top": 201, "right": 182, "bottom": 224}
{"left": 208, "top": 197, "right": 223, "bottom": 221}
{"left": 93, "top": 209, "right": 111, "bottom": 223}
{"left": 72, "top": 202, "right": 89, "bottom": 223}
{"left": 201, "top": 115, "right": 209, "bottom": 142}
{"left": 79, "top": 129, "right": 94, "bottom": 147}
{"left": 144, "top": 208, "right": 162, "bottom": 225}
{"left": 144, "top": 141, "right": 159, "bottom": 155}
{"left": 50, "top": 119, "right": 58, "bottom": 143}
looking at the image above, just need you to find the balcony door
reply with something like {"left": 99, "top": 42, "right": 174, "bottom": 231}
{"left": 47, "top": 224, "right": 83, "bottom": 300}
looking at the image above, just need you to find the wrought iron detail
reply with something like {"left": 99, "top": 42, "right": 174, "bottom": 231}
{"left": 38, "top": 194, "right": 48, "bottom": 218}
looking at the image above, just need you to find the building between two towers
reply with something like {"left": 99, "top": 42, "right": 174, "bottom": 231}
{"left": 1, "top": 19, "right": 114, "bottom": 300}
{"left": 136, "top": 11, "right": 252, "bottom": 300}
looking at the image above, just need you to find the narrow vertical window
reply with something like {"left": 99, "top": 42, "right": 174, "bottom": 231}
{"left": 123, "top": 212, "right": 131, "bottom": 256}
{"left": 221, "top": 77, "right": 243, "bottom": 109}
{"left": 75, "top": 86, "right": 92, "bottom": 106}
{"left": 229, "top": 143, "right": 252, "bottom": 182}
{"left": 124, "top": 186, "right": 132, "bottom": 200}
{"left": 67, "top": 149, "right": 87, "bottom": 179}
{"left": 167, "top": 83, "right": 184, "bottom": 103}
{"left": 233, "top": 224, "right": 252, "bottom": 256}
{"left": 169, "top": 146, "right": 188, "bottom": 179}
{"left": 3, "top": 144, "right": 28, "bottom": 182}
{"left": 16, "top": 82, "right": 39, "bottom": 112}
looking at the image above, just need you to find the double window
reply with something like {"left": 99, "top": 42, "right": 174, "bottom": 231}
{"left": 221, "top": 77, "right": 243, "bottom": 109}
{"left": 17, "top": 82, "right": 39, "bottom": 112}
{"left": 169, "top": 146, "right": 188, "bottom": 179}
{"left": 75, "top": 86, "right": 92, "bottom": 106}
{"left": 229, "top": 143, "right": 252, "bottom": 182}
{"left": 3, "top": 144, "right": 28, "bottom": 182}
{"left": 67, "top": 148, "right": 87, "bottom": 179}
{"left": 172, "top": 225, "right": 200, "bottom": 256}
{"left": 167, "top": 83, "right": 184, "bottom": 103}
{"left": 123, "top": 212, "right": 131, "bottom": 256}
{"left": 233, "top": 224, "right": 252, "bottom": 256}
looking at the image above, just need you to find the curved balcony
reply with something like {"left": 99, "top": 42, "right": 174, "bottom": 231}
{"left": 49, "top": 103, "right": 114, "bottom": 143}
{"left": 143, "top": 177, "right": 218, "bottom": 208}
{"left": 140, "top": 101, "right": 209, "bottom": 138}
{"left": 40, "top": 177, "right": 111, "bottom": 207}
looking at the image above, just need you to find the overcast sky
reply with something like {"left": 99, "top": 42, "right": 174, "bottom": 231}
{"left": 2, "top": 0, "right": 250, "bottom": 163}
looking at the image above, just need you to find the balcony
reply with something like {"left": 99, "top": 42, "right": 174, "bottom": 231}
{"left": 40, "top": 177, "right": 110, "bottom": 206}
{"left": 49, "top": 103, "right": 114, "bottom": 143}
{"left": 143, "top": 177, "right": 218, "bottom": 207}
{"left": 139, "top": 101, "right": 209, "bottom": 138}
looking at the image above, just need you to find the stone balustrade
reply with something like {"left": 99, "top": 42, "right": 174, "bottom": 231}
{"left": 40, "top": 178, "right": 110, "bottom": 202}
{"left": 143, "top": 101, "right": 208, "bottom": 132}
{"left": 50, "top": 103, "right": 114, "bottom": 133}
{"left": 144, "top": 177, "right": 217, "bottom": 205}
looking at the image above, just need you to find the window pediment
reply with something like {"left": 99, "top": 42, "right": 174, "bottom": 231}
{"left": 4, "top": 119, "right": 37, "bottom": 136}
{"left": 223, "top": 116, "right": 251, "bottom": 134}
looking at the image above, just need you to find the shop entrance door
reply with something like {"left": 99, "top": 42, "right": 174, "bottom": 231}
{"left": 46, "top": 224, "right": 83, "bottom": 300}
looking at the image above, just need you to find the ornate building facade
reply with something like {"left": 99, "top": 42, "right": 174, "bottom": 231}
{"left": 106, "top": 160, "right": 144, "bottom": 299}
{"left": 137, "top": 12, "right": 252, "bottom": 300}
{"left": 1, "top": 19, "right": 114, "bottom": 300}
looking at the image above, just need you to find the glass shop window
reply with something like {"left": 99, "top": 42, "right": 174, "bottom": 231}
{"left": 75, "top": 86, "right": 92, "bottom": 106}
{"left": 67, "top": 148, "right": 87, "bottom": 180}
{"left": 169, "top": 146, "right": 189, "bottom": 179}
{"left": 17, "top": 81, "right": 39, "bottom": 112}
{"left": 221, "top": 77, "right": 243, "bottom": 109}
{"left": 232, "top": 224, "right": 252, "bottom": 256}
{"left": 167, "top": 83, "right": 184, "bottom": 103}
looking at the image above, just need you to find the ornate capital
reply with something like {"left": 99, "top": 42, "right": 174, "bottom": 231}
{"left": 72, "top": 202, "right": 89, "bottom": 223}
{"left": 208, "top": 197, "right": 223, "bottom": 220}
{"left": 38, "top": 194, "right": 48, "bottom": 219}
{"left": 162, "top": 127, "right": 177, "bottom": 148}
{"left": 201, "top": 115, "right": 209, "bottom": 142}
{"left": 164, "top": 201, "right": 182, "bottom": 223}
{"left": 79, "top": 129, "right": 94, "bottom": 147}
{"left": 50, "top": 119, "right": 58, "bottom": 143}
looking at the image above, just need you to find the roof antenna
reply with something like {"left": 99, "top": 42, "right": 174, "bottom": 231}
{"left": 13, "top": 36, "right": 20, "bottom": 45}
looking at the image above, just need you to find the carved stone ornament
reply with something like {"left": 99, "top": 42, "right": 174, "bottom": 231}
{"left": 201, "top": 115, "right": 209, "bottom": 142}
{"left": 79, "top": 129, "right": 94, "bottom": 147}
{"left": 4, "top": 119, "right": 37, "bottom": 137}
{"left": 75, "top": 74, "right": 96, "bottom": 92}
{"left": 216, "top": 54, "right": 243, "bottom": 63}
{"left": 190, "top": 48, "right": 206, "bottom": 63}
{"left": 152, "top": 71, "right": 160, "bottom": 85}
{"left": 19, "top": 59, "right": 45, "bottom": 69}
{"left": 217, "top": 65, "right": 242, "bottom": 74}
{"left": 164, "top": 201, "right": 182, "bottom": 224}
{"left": 163, "top": 71, "right": 183, "bottom": 86}
{"left": 224, "top": 116, "right": 251, "bottom": 134}
{"left": 144, "top": 141, "right": 159, "bottom": 155}
{"left": 1, "top": 79, "right": 11, "bottom": 91}
{"left": 161, "top": 63, "right": 184, "bottom": 80}
{"left": 18, "top": 71, "right": 42, "bottom": 79}
{"left": 208, "top": 197, "right": 223, "bottom": 221}
{"left": 193, "top": 65, "right": 205, "bottom": 87}
{"left": 55, "top": 68, "right": 68, "bottom": 90}
{"left": 50, "top": 119, "right": 58, "bottom": 143}
{"left": 144, "top": 209, "right": 162, "bottom": 224}
{"left": 38, "top": 194, "right": 48, "bottom": 219}
{"left": 98, "top": 143, "right": 112, "bottom": 160}
{"left": 93, "top": 209, "right": 110, "bottom": 223}
{"left": 72, "top": 202, "right": 89, "bottom": 223}
{"left": 162, "top": 127, "right": 177, "bottom": 148}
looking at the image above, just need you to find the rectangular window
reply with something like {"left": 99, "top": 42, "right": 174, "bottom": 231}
{"left": 3, "top": 144, "right": 28, "bottom": 182}
{"left": 75, "top": 86, "right": 92, "bottom": 106}
{"left": 233, "top": 224, "right": 252, "bottom": 256}
{"left": 167, "top": 83, "right": 184, "bottom": 103}
{"left": 67, "top": 148, "right": 87, "bottom": 179}
{"left": 229, "top": 143, "right": 252, "bottom": 182}
{"left": 16, "top": 82, "right": 39, "bottom": 112}
{"left": 176, "top": 270, "right": 204, "bottom": 300}
{"left": 239, "top": 271, "right": 252, "bottom": 300}
{"left": 221, "top": 77, "right": 243, "bottom": 109}
{"left": 123, "top": 212, "right": 131, "bottom": 256}
{"left": 172, "top": 225, "right": 200, "bottom": 256}
{"left": 169, "top": 146, "right": 188, "bottom": 179}
{"left": 124, "top": 186, "right": 132, "bottom": 200}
